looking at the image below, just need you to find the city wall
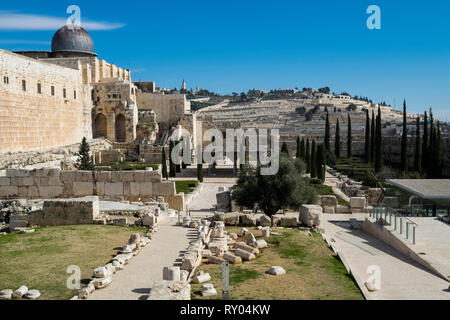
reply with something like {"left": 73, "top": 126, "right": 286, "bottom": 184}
{"left": 0, "top": 169, "right": 181, "bottom": 207}
{"left": 0, "top": 50, "right": 92, "bottom": 155}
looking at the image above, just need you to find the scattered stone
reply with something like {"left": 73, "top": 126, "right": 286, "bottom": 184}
{"left": 299, "top": 205, "right": 323, "bottom": 227}
{"left": 259, "top": 214, "right": 272, "bottom": 227}
{"left": 163, "top": 267, "right": 181, "bottom": 281}
{"left": 128, "top": 233, "right": 141, "bottom": 250}
{"left": 19, "top": 229, "right": 35, "bottom": 234}
{"left": 180, "top": 270, "right": 189, "bottom": 283}
{"left": 148, "top": 281, "right": 191, "bottom": 300}
{"left": 280, "top": 216, "right": 298, "bottom": 228}
{"left": 142, "top": 213, "right": 157, "bottom": 227}
{"left": 245, "top": 232, "right": 257, "bottom": 247}
{"left": 0, "top": 289, "right": 13, "bottom": 300}
{"left": 113, "top": 218, "right": 128, "bottom": 226}
{"left": 208, "top": 256, "right": 226, "bottom": 265}
{"left": 201, "top": 284, "right": 218, "bottom": 297}
{"left": 78, "top": 283, "right": 95, "bottom": 299}
{"left": 202, "top": 249, "right": 212, "bottom": 258}
{"left": 261, "top": 227, "right": 270, "bottom": 238}
{"left": 93, "top": 277, "right": 112, "bottom": 289}
{"left": 222, "top": 212, "right": 240, "bottom": 226}
{"left": 192, "top": 273, "right": 211, "bottom": 284}
{"left": 266, "top": 266, "right": 286, "bottom": 276}
{"left": 13, "top": 285, "right": 28, "bottom": 298}
{"left": 229, "top": 233, "right": 238, "bottom": 240}
{"left": 241, "top": 214, "right": 257, "bottom": 227}
{"left": 23, "top": 289, "right": 41, "bottom": 300}
{"left": 223, "top": 253, "right": 242, "bottom": 264}
{"left": 237, "top": 228, "right": 249, "bottom": 237}
{"left": 255, "top": 239, "right": 268, "bottom": 249}
{"left": 93, "top": 267, "right": 111, "bottom": 279}
{"left": 234, "top": 248, "right": 256, "bottom": 261}
{"left": 234, "top": 242, "right": 259, "bottom": 255}
{"left": 365, "top": 280, "right": 379, "bottom": 292}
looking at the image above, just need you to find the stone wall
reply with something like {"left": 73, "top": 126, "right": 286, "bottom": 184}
{"left": 0, "top": 168, "right": 177, "bottom": 203}
{"left": 0, "top": 50, "right": 92, "bottom": 155}
{"left": 28, "top": 196, "right": 100, "bottom": 226}
{"left": 137, "top": 92, "right": 191, "bottom": 130}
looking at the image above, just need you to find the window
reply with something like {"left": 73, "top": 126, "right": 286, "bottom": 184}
{"left": 37, "top": 83, "right": 41, "bottom": 94}
{"left": 74, "top": 90, "right": 77, "bottom": 99}
{"left": 3, "top": 76, "right": 9, "bottom": 84}
{"left": 63, "top": 88, "right": 67, "bottom": 99}
{"left": 22, "top": 80, "right": 26, "bottom": 91}
{"left": 51, "top": 86, "right": 55, "bottom": 96}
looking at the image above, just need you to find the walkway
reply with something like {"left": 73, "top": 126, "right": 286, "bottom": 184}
{"left": 322, "top": 214, "right": 450, "bottom": 300}
{"left": 88, "top": 215, "right": 193, "bottom": 300}
{"left": 187, "top": 180, "right": 236, "bottom": 218}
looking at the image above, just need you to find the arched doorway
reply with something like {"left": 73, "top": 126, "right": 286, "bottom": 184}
{"left": 94, "top": 113, "right": 107, "bottom": 138}
{"left": 115, "top": 114, "right": 126, "bottom": 142}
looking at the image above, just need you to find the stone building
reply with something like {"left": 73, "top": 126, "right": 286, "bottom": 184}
{"left": 1, "top": 23, "right": 192, "bottom": 160}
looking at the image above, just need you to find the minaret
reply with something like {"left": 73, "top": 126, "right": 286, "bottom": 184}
{"left": 182, "top": 79, "right": 187, "bottom": 91}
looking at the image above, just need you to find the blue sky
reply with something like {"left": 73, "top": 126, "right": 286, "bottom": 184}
{"left": 1, "top": 0, "right": 450, "bottom": 120}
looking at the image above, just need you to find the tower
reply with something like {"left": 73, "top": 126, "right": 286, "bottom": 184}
{"left": 182, "top": 79, "right": 187, "bottom": 91}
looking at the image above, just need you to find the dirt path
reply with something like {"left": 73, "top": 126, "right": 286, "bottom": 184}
{"left": 88, "top": 215, "right": 193, "bottom": 300}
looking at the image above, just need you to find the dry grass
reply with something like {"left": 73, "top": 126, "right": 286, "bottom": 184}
{"left": 0, "top": 225, "right": 146, "bottom": 300}
{"left": 191, "top": 227, "right": 364, "bottom": 300}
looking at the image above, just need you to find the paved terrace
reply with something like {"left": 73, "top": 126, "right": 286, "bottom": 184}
{"left": 322, "top": 214, "right": 450, "bottom": 300}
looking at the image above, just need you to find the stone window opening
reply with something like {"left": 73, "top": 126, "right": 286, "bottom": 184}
{"left": 22, "top": 80, "right": 26, "bottom": 92}
{"left": 74, "top": 90, "right": 77, "bottom": 99}
{"left": 51, "top": 86, "right": 55, "bottom": 96}
{"left": 37, "top": 82, "right": 42, "bottom": 94}
{"left": 3, "top": 76, "right": 9, "bottom": 85}
{"left": 63, "top": 88, "right": 67, "bottom": 99}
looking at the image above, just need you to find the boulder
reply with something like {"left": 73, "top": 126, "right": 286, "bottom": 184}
{"left": 113, "top": 218, "right": 128, "bottom": 226}
{"left": 223, "top": 213, "right": 240, "bottom": 226}
{"left": 128, "top": 233, "right": 141, "bottom": 250}
{"left": 93, "top": 267, "right": 111, "bottom": 279}
{"left": 24, "top": 289, "right": 41, "bottom": 300}
{"left": 181, "top": 253, "right": 198, "bottom": 271}
{"left": 78, "top": 283, "right": 95, "bottom": 299}
{"left": 245, "top": 232, "right": 257, "bottom": 247}
{"left": 208, "top": 256, "right": 226, "bottom": 265}
{"left": 234, "top": 249, "right": 256, "bottom": 261}
{"left": 299, "top": 205, "right": 323, "bottom": 227}
{"left": 259, "top": 215, "right": 271, "bottom": 227}
{"left": 241, "top": 214, "right": 257, "bottom": 227}
{"left": 142, "top": 214, "right": 156, "bottom": 227}
{"left": 229, "top": 233, "right": 238, "bottom": 240}
{"left": 192, "top": 273, "right": 211, "bottom": 284}
{"left": 265, "top": 266, "right": 286, "bottom": 276}
{"left": 319, "top": 195, "right": 338, "bottom": 208}
{"left": 255, "top": 239, "right": 268, "bottom": 249}
{"left": 261, "top": 227, "right": 270, "bottom": 238}
{"left": 272, "top": 215, "right": 282, "bottom": 226}
{"left": 13, "top": 285, "right": 28, "bottom": 298}
{"left": 280, "top": 216, "right": 298, "bottom": 228}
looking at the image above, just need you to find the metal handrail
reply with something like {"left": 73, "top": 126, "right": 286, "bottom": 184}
{"left": 371, "top": 203, "right": 419, "bottom": 227}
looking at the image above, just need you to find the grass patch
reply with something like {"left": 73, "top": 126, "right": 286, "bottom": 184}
{"left": 95, "top": 161, "right": 159, "bottom": 171}
{"left": 0, "top": 225, "right": 146, "bottom": 300}
{"left": 175, "top": 180, "right": 199, "bottom": 194}
{"left": 191, "top": 228, "right": 363, "bottom": 300}
{"left": 311, "top": 183, "right": 349, "bottom": 206}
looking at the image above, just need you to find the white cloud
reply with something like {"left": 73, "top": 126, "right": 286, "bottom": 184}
{"left": 0, "top": 11, "right": 124, "bottom": 31}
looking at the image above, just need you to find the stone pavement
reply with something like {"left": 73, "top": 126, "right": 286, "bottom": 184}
{"left": 187, "top": 181, "right": 236, "bottom": 218}
{"left": 322, "top": 214, "right": 450, "bottom": 300}
{"left": 88, "top": 215, "right": 193, "bottom": 300}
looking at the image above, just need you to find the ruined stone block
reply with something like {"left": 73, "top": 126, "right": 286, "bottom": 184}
{"left": 38, "top": 186, "right": 63, "bottom": 198}
{"left": 95, "top": 171, "right": 111, "bottom": 183}
{"left": 0, "top": 177, "right": 10, "bottom": 186}
{"left": 105, "top": 183, "right": 124, "bottom": 196}
{"left": 61, "top": 171, "right": 75, "bottom": 183}
{"left": 75, "top": 171, "right": 94, "bottom": 182}
{"left": 73, "top": 182, "right": 94, "bottom": 197}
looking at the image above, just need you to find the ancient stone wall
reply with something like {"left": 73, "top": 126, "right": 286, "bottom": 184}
{"left": 0, "top": 50, "right": 92, "bottom": 155}
{"left": 0, "top": 168, "right": 177, "bottom": 202}
{"left": 137, "top": 93, "right": 191, "bottom": 130}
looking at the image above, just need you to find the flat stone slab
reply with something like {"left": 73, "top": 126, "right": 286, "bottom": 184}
{"left": 266, "top": 266, "right": 286, "bottom": 276}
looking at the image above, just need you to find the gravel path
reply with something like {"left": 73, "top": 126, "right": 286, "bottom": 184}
{"left": 87, "top": 215, "right": 193, "bottom": 300}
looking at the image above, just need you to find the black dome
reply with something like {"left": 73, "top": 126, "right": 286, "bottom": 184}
{"left": 51, "top": 25, "right": 95, "bottom": 55}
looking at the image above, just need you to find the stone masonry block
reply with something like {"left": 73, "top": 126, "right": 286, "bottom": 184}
{"left": 73, "top": 182, "right": 94, "bottom": 197}
{"left": 105, "top": 183, "right": 124, "bottom": 196}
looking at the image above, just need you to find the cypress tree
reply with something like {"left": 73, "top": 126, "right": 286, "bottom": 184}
{"left": 400, "top": 100, "right": 408, "bottom": 172}
{"left": 281, "top": 142, "right": 289, "bottom": 156}
{"left": 347, "top": 113, "right": 352, "bottom": 158}
{"left": 75, "top": 137, "right": 94, "bottom": 170}
{"left": 422, "top": 111, "right": 428, "bottom": 173}
{"left": 435, "top": 121, "right": 443, "bottom": 177}
{"left": 197, "top": 164, "right": 203, "bottom": 182}
{"left": 296, "top": 137, "right": 301, "bottom": 158}
{"left": 300, "top": 138, "right": 306, "bottom": 161}
{"left": 335, "top": 119, "right": 341, "bottom": 158}
{"left": 161, "top": 147, "right": 168, "bottom": 180}
{"left": 429, "top": 109, "right": 435, "bottom": 176}
{"left": 324, "top": 112, "right": 331, "bottom": 152}
{"left": 375, "top": 106, "right": 383, "bottom": 172}
{"left": 306, "top": 139, "right": 311, "bottom": 173}
{"left": 414, "top": 117, "right": 421, "bottom": 173}
{"left": 316, "top": 144, "right": 326, "bottom": 181}
{"left": 169, "top": 140, "right": 176, "bottom": 178}
{"left": 175, "top": 141, "right": 181, "bottom": 173}
{"left": 365, "top": 109, "right": 371, "bottom": 163}
{"left": 311, "top": 140, "right": 317, "bottom": 178}
{"left": 370, "top": 110, "right": 376, "bottom": 163}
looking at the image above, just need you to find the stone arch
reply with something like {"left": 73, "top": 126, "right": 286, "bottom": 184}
{"left": 115, "top": 113, "right": 126, "bottom": 142}
{"left": 94, "top": 113, "right": 107, "bottom": 139}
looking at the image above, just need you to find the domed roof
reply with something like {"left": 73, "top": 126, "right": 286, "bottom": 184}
{"left": 51, "top": 25, "right": 95, "bottom": 55}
